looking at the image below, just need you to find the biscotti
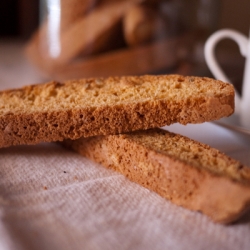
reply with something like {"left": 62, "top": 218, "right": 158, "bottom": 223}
{"left": 62, "top": 128, "right": 250, "bottom": 223}
{"left": 0, "top": 75, "right": 234, "bottom": 148}
{"left": 49, "top": 36, "right": 187, "bottom": 80}
{"left": 25, "top": 0, "right": 193, "bottom": 80}
{"left": 26, "top": 0, "right": 139, "bottom": 69}
{"left": 59, "top": 0, "right": 94, "bottom": 32}
{"left": 123, "top": 4, "right": 170, "bottom": 46}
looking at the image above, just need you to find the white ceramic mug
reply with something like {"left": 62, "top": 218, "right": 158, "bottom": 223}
{"left": 204, "top": 29, "right": 250, "bottom": 126}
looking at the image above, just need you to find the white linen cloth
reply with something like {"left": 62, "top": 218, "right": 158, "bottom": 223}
{"left": 0, "top": 41, "right": 250, "bottom": 250}
{"left": 0, "top": 123, "right": 250, "bottom": 250}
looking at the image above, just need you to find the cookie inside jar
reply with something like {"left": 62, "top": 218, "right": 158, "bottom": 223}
{"left": 25, "top": 0, "right": 220, "bottom": 80}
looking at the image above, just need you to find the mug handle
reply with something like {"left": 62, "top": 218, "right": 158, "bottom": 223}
{"left": 204, "top": 29, "right": 248, "bottom": 114}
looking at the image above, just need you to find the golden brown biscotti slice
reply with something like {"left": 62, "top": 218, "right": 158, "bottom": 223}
{"left": 50, "top": 36, "right": 188, "bottom": 80}
{"left": 62, "top": 128, "right": 250, "bottom": 224}
{"left": 26, "top": 0, "right": 139, "bottom": 69}
{"left": 0, "top": 75, "right": 234, "bottom": 148}
{"left": 123, "top": 4, "right": 170, "bottom": 46}
{"left": 59, "top": 0, "right": 96, "bottom": 32}
{"left": 57, "top": 0, "right": 137, "bottom": 63}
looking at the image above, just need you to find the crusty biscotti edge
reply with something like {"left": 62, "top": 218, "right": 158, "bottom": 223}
{"left": 0, "top": 75, "right": 234, "bottom": 148}
{"left": 62, "top": 128, "right": 250, "bottom": 224}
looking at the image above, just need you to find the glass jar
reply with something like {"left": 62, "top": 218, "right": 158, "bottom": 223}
{"left": 25, "top": 0, "right": 221, "bottom": 81}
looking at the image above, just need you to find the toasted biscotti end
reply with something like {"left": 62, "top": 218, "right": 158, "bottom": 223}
{"left": 0, "top": 75, "right": 234, "bottom": 148}
{"left": 63, "top": 128, "right": 250, "bottom": 224}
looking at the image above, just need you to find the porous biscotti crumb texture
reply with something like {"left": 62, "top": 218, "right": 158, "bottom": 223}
{"left": 63, "top": 128, "right": 250, "bottom": 224}
{"left": 0, "top": 75, "right": 234, "bottom": 148}
{"left": 0, "top": 75, "right": 234, "bottom": 114}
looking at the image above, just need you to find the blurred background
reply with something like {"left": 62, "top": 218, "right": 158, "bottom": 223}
{"left": 0, "top": 0, "right": 249, "bottom": 90}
